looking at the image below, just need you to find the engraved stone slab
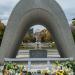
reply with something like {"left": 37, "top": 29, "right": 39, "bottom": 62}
{"left": 30, "top": 50, "right": 47, "bottom": 58}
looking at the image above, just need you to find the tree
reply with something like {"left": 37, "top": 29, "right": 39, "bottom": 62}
{"left": 72, "top": 30, "right": 75, "bottom": 42}
{"left": 22, "top": 28, "right": 34, "bottom": 43}
{"left": 23, "top": 33, "right": 32, "bottom": 42}
{"left": 0, "top": 20, "right": 5, "bottom": 45}
{"left": 72, "top": 20, "right": 75, "bottom": 26}
{"left": 71, "top": 19, "right": 75, "bottom": 42}
{"left": 40, "top": 29, "right": 53, "bottom": 42}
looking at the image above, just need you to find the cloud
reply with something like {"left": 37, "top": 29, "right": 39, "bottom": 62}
{"left": 56, "top": 0, "right": 75, "bottom": 23}
{"left": 32, "top": 25, "right": 46, "bottom": 33}
{"left": 56, "top": 0, "right": 75, "bottom": 9}
{"left": 0, "top": 0, "right": 19, "bottom": 14}
{"left": 0, "top": 0, "right": 20, "bottom": 25}
{"left": 64, "top": 8, "right": 75, "bottom": 21}
{"left": 0, "top": 0, "right": 75, "bottom": 25}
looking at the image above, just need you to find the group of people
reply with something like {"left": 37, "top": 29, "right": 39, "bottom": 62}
{"left": 2, "top": 63, "right": 49, "bottom": 75}
{"left": 1, "top": 62, "right": 72, "bottom": 75}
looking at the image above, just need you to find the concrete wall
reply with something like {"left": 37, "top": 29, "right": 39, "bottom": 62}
{"left": 0, "top": 0, "right": 75, "bottom": 64}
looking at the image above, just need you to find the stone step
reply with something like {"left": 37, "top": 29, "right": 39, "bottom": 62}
{"left": 16, "top": 49, "right": 60, "bottom": 58}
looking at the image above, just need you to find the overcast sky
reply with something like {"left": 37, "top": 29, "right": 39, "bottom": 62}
{"left": 0, "top": 0, "right": 75, "bottom": 26}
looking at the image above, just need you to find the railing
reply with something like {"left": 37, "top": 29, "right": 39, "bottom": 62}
{"left": 4, "top": 58, "right": 73, "bottom": 62}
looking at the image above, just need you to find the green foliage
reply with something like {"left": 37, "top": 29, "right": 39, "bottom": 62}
{"left": 23, "top": 28, "right": 35, "bottom": 43}
{"left": 72, "top": 30, "right": 75, "bottom": 42}
{"left": 53, "top": 61, "right": 61, "bottom": 66}
{"left": 53, "top": 60, "right": 75, "bottom": 74}
{"left": 69, "top": 61, "right": 75, "bottom": 73}
{"left": 72, "top": 20, "right": 75, "bottom": 26}
{"left": 62, "top": 60, "right": 75, "bottom": 73}
{"left": 6, "top": 62, "right": 13, "bottom": 70}
{"left": 63, "top": 71, "right": 68, "bottom": 75}
{"left": 27, "top": 72, "right": 32, "bottom": 75}
{"left": 71, "top": 19, "right": 75, "bottom": 42}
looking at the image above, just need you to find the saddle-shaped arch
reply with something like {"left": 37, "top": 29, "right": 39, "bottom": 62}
{"left": 0, "top": 0, "right": 75, "bottom": 64}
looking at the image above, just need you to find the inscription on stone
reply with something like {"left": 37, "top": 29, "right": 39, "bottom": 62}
{"left": 30, "top": 50, "right": 47, "bottom": 58}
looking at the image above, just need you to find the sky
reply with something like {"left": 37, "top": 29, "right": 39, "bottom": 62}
{"left": 0, "top": 0, "right": 75, "bottom": 31}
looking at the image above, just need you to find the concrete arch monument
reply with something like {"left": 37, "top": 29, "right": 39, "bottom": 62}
{"left": 0, "top": 0, "right": 75, "bottom": 63}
